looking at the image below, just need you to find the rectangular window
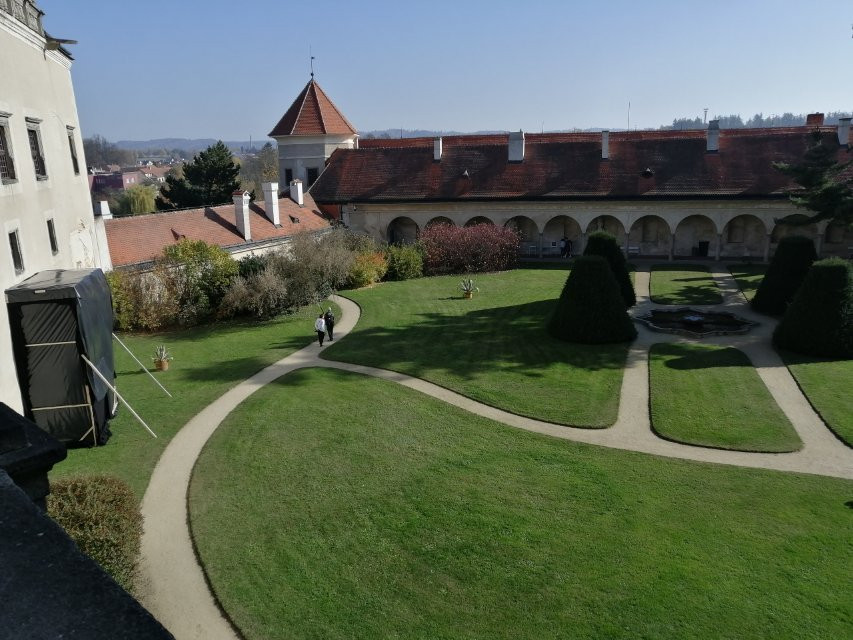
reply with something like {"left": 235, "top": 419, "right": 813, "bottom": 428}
{"left": 306, "top": 167, "right": 318, "bottom": 187}
{"left": 67, "top": 127, "right": 80, "bottom": 175}
{"left": 8, "top": 229, "right": 24, "bottom": 274}
{"left": 0, "top": 120, "right": 16, "bottom": 183}
{"left": 284, "top": 168, "right": 293, "bottom": 184}
{"left": 27, "top": 122, "right": 47, "bottom": 179}
{"left": 47, "top": 218, "right": 58, "bottom": 254}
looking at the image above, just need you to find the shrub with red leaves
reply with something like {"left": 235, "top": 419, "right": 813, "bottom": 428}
{"left": 420, "top": 223, "right": 520, "bottom": 275}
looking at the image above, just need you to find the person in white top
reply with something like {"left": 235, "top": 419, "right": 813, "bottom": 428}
{"left": 314, "top": 314, "right": 327, "bottom": 346}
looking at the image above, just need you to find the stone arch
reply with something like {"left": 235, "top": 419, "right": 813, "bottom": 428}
{"left": 504, "top": 215, "right": 540, "bottom": 257}
{"left": 627, "top": 215, "right": 671, "bottom": 257}
{"left": 543, "top": 215, "right": 582, "bottom": 257}
{"left": 721, "top": 214, "right": 766, "bottom": 259}
{"left": 464, "top": 216, "right": 494, "bottom": 227}
{"left": 823, "top": 221, "right": 853, "bottom": 257}
{"left": 771, "top": 214, "right": 817, "bottom": 244}
{"left": 673, "top": 215, "right": 716, "bottom": 258}
{"left": 586, "top": 215, "right": 626, "bottom": 246}
{"left": 386, "top": 217, "right": 420, "bottom": 244}
{"left": 426, "top": 216, "right": 454, "bottom": 227}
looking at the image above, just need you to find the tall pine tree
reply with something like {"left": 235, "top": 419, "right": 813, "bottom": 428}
{"left": 156, "top": 141, "right": 241, "bottom": 210}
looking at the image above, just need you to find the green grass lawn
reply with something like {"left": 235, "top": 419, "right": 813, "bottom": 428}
{"left": 783, "top": 352, "right": 853, "bottom": 447}
{"left": 323, "top": 269, "right": 630, "bottom": 427}
{"left": 50, "top": 303, "right": 338, "bottom": 499}
{"left": 649, "top": 264, "right": 723, "bottom": 305}
{"left": 649, "top": 343, "right": 801, "bottom": 452}
{"left": 190, "top": 368, "right": 852, "bottom": 640}
{"left": 728, "top": 263, "right": 767, "bottom": 301}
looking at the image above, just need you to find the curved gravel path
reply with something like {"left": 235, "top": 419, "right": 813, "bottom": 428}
{"left": 137, "top": 272, "right": 853, "bottom": 638}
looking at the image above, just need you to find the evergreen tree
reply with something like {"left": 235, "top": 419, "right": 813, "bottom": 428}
{"left": 773, "top": 130, "right": 852, "bottom": 227}
{"left": 751, "top": 236, "right": 817, "bottom": 315}
{"left": 156, "top": 141, "right": 240, "bottom": 210}
{"left": 583, "top": 231, "right": 636, "bottom": 307}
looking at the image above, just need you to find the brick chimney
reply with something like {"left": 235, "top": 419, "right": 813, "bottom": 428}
{"left": 434, "top": 137, "right": 442, "bottom": 161}
{"left": 706, "top": 120, "right": 720, "bottom": 152}
{"left": 837, "top": 117, "right": 850, "bottom": 146}
{"left": 806, "top": 113, "right": 824, "bottom": 127}
{"left": 508, "top": 130, "right": 525, "bottom": 162}
{"left": 232, "top": 190, "right": 251, "bottom": 240}
{"left": 601, "top": 130, "right": 610, "bottom": 160}
{"left": 261, "top": 182, "right": 280, "bottom": 225}
{"left": 289, "top": 179, "right": 304, "bottom": 206}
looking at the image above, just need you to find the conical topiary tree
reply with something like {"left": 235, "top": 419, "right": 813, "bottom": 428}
{"left": 751, "top": 235, "right": 817, "bottom": 315}
{"left": 773, "top": 258, "right": 853, "bottom": 358}
{"left": 548, "top": 255, "right": 637, "bottom": 344}
{"left": 583, "top": 231, "right": 636, "bottom": 307}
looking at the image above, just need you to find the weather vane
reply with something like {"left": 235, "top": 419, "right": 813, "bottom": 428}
{"left": 310, "top": 46, "right": 315, "bottom": 78}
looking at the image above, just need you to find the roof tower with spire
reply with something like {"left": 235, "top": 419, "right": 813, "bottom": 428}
{"left": 269, "top": 78, "right": 357, "bottom": 137}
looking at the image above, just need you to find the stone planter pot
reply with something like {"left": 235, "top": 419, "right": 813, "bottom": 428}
{"left": 154, "top": 360, "right": 169, "bottom": 372}
{"left": 463, "top": 291, "right": 473, "bottom": 299}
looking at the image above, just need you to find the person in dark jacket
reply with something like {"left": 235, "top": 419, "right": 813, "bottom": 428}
{"left": 323, "top": 308, "right": 335, "bottom": 341}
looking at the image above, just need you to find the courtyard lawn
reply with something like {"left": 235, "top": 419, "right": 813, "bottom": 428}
{"left": 324, "top": 269, "right": 630, "bottom": 427}
{"left": 728, "top": 263, "right": 767, "bottom": 301}
{"left": 649, "top": 264, "right": 723, "bottom": 305}
{"left": 50, "top": 303, "right": 339, "bottom": 499}
{"left": 649, "top": 343, "right": 801, "bottom": 452}
{"left": 190, "top": 368, "right": 852, "bottom": 640}
{"left": 783, "top": 353, "right": 853, "bottom": 448}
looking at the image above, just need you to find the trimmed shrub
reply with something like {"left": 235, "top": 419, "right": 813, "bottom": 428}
{"left": 219, "top": 266, "right": 290, "bottom": 319}
{"left": 773, "top": 258, "right": 853, "bottom": 358}
{"left": 384, "top": 244, "right": 423, "bottom": 281}
{"left": 420, "top": 223, "right": 519, "bottom": 275}
{"left": 347, "top": 251, "right": 388, "bottom": 288}
{"left": 752, "top": 235, "right": 817, "bottom": 315}
{"left": 47, "top": 475, "right": 142, "bottom": 594}
{"left": 582, "top": 231, "right": 636, "bottom": 307}
{"left": 548, "top": 255, "right": 637, "bottom": 344}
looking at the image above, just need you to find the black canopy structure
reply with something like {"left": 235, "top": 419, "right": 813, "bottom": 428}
{"left": 5, "top": 269, "right": 116, "bottom": 447}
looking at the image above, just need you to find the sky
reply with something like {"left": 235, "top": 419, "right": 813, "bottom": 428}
{"left": 37, "top": 0, "right": 853, "bottom": 142}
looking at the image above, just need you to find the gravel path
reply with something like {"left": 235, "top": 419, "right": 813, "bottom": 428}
{"left": 137, "top": 272, "right": 853, "bottom": 638}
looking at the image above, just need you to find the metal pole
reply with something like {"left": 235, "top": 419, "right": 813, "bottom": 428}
{"left": 81, "top": 355, "right": 157, "bottom": 439}
{"left": 112, "top": 333, "right": 172, "bottom": 397}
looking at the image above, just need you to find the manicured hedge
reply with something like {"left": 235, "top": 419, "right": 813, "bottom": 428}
{"left": 583, "top": 231, "right": 636, "bottom": 307}
{"left": 384, "top": 244, "right": 423, "bottom": 281}
{"left": 752, "top": 235, "right": 816, "bottom": 315}
{"left": 773, "top": 258, "right": 853, "bottom": 358}
{"left": 548, "top": 255, "right": 637, "bottom": 344}
{"left": 47, "top": 475, "right": 142, "bottom": 594}
{"left": 420, "top": 223, "right": 519, "bottom": 275}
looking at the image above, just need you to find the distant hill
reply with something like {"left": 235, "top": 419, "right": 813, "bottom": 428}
{"left": 114, "top": 138, "right": 267, "bottom": 153}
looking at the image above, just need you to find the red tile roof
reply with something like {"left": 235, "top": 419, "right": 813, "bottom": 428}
{"left": 105, "top": 193, "right": 330, "bottom": 267}
{"left": 311, "top": 127, "right": 848, "bottom": 203}
{"left": 268, "top": 79, "right": 357, "bottom": 137}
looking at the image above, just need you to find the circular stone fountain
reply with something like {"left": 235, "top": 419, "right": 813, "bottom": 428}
{"left": 634, "top": 307, "right": 757, "bottom": 338}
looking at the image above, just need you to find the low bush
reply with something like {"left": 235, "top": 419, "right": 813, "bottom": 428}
{"left": 583, "top": 231, "right": 636, "bottom": 307}
{"left": 548, "top": 255, "right": 637, "bottom": 344}
{"left": 420, "top": 223, "right": 519, "bottom": 275}
{"left": 219, "top": 267, "right": 290, "bottom": 319}
{"left": 347, "top": 251, "right": 388, "bottom": 289}
{"left": 106, "top": 268, "right": 178, "bottom": 331}
{"left": 384, "top": 244, "right": 423, "bottom": 281}
{"left": 752, "top": 235, "right": 816, "bottom": 315}
{"left": 47, "top": 475, "right": 142, "bottom": 594}
{"left": 773, "top": 258, "right": 853, "bottom": 358}
{"left": 237, "top": 253, "right": 269, "bottom": 279}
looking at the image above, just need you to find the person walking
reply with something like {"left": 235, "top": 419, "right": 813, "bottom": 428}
{"left": 559, "top": 236, "right": 568, "bottom": 258}
{"left": 323, "top": 307, "right": 336, "bottom": 341}
{"left": 314, "top": 314, "right": 326, "bottom": 346}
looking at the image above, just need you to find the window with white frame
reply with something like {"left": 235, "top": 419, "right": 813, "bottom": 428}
{"left": 26, "top": 118, "right": 47, "bottom": 180}
{"left": 67, "top": 127, "right": 80, "bottom": 175}
{"left": 8, "top": 228, "right": 24, "bottom": 274}
{"left": 0, "top": 113, "right": 16, "bottom": 183}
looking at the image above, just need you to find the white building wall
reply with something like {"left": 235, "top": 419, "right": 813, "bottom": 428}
{"left": 0, "top": 7, "right": 104, "bottom": 412}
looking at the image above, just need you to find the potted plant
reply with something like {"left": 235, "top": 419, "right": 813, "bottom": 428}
{"left": 152, "top": 345, "right": 173, "bottom": 371}
{"left": 460, "top": 278, "right": 479, "bottom": 299}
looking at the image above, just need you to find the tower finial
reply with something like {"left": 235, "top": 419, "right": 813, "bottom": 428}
{"left": 310, "top": 45, "right": 315, "bottom": 78}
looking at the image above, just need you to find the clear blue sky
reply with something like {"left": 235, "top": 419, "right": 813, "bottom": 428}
{"left": 39, "top": 0, "right": 852, "bottom": 142}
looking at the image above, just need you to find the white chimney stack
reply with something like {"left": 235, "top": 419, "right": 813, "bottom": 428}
{"left": 262, "top": 181, "right": 280, "bottom": 225}
{"left": 233, "top": 189, "right": 251, "bottom": 240}
{"left": 706, "top": 120, "right": 720, "bottom": 152}
{"left": 601, "top": 130, "right": 610, "bottom": 160}
{"left": 838, "top": 117, "right": 851, "bottom": 147}
{"left": 98, "top": 200, "right": 112, "bottom": 220}
{"left": 508, "top": 130, "right": 525, "bottom": 162}
{"left": 434, "top": 137, "right": 442, "bottom": 161}
{"left": 290, "top": 179, "right": 304, "bottom": 206}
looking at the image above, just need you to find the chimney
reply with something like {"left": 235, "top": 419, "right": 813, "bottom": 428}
{"left": 289, "top": 179, "right": 304, "bottom": 206}
{"left": 806, "top": 112, "right": 825, "bottom": 127}
{"left": 706, "top": 120, "right": 720, "bottom": 152}
{"left": 233, "top": 190, "right": 251, "bottom": 240}
{"left": 261, "top": 182, "right": 280, "bottom": 225}
{"left": 98, "top": 200, "right": 112, "bottom": 220}
{"left": 508, "top": 130, "right": 525, "bottom": 162}
{"left": 601, "top": 130, "right": 610, "bottom": 160}
{"left": 837, "top": 117, "right": 850, "bottom": 146}
{"left": 433, "top": 137, "right": 442, "bottom": 161}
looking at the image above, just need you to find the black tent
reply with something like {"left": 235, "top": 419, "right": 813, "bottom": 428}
{"left": 5, "top": 269, "right": 116, "bottom": 447}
